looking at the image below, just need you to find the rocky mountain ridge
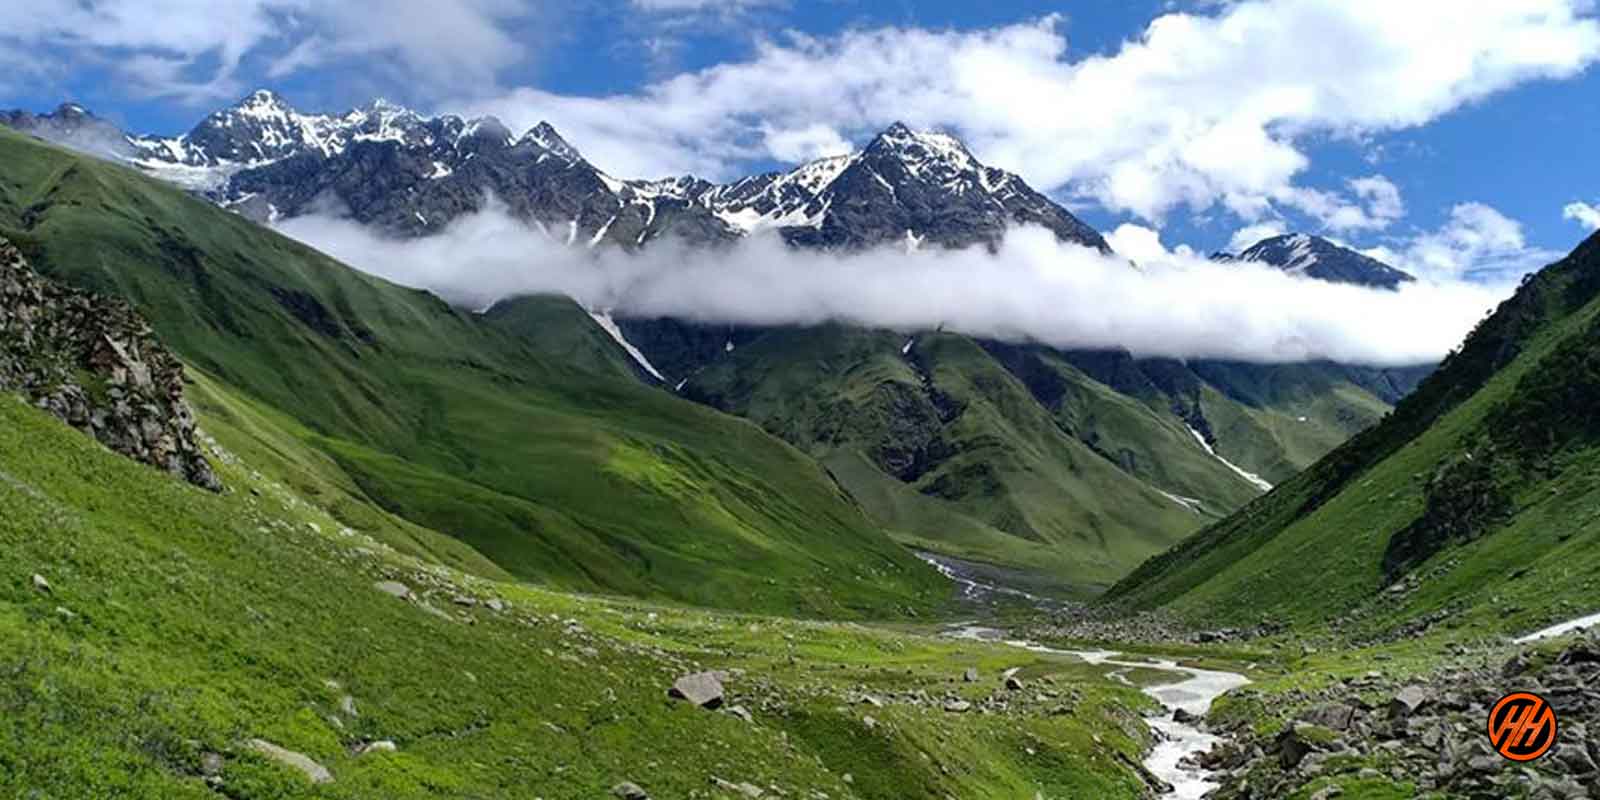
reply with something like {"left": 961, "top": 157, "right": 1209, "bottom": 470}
{"left": 2, "top": 93, "right": 1107, "bottom": 252}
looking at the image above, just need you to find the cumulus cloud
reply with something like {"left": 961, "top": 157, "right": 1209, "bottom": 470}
{"left": 0, "top": 0, "right": 533, "bottom": 102}
{"left": 1228, "top": 221, "right": 1290, "bottom": 253}
{"left": 1105, "top": 224, "right": 1198, "bottom": 263}
{"left": 1365, "top": 202, "right": 1562, "bottom": 282}
{"left": 469, "top": 1, "right": 1600, "bottom": 219}
{"left": 276, "top": 203, "right": 1510, "bottom": 366}
{"left": 1563, "top": 201, "right": 1600, "bottom": 230}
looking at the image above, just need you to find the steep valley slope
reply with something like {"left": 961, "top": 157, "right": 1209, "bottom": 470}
{"left": 0, "top": 127, "right": 942, "bottom": 618}
{"left": 2, "top": 95, "right": 1434, "bottom": 597}
{"left": 1110, "top": 227, "right": 1600, "bottom": 643}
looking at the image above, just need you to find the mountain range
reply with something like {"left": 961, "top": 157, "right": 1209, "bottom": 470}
{"left": 2, "top": 93, "right": 1106, "bottom": 252}
{"left": 2, "top": 93, "right": 1431, "bottom": 593}
{"left": 7, "top": 87, "right": 1600, "bottom": 800}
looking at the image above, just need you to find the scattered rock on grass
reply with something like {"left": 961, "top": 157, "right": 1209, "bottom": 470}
{"left": 670, "top": 672, "right": 725, "bottom": 709}
{"left": 30, "top": 573, "right": 50, "bottom": 593}
{"left": 712, "top": 776, "right": 764, "bottom": 797}
{"left": 374, "top": 581, "right": 412, "bottom": 600}
{"left": 613, "top": 781, "right": 650, "bottom": 799}
{"left": 245, "top": 739, "right": 332, "bottom": 784}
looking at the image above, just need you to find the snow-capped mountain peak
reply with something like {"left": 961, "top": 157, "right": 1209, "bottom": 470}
{"left": 522, "top": 121, "right": 582, "bottom": 163}
{"left": 2, "top": 94, "right": 1110, "bottom": 253}
{"left": 1223, "top": 233, "right": 1414, "bottom": 289}
{"left": 868, "top": 122, "right": 976, "bottom": 168}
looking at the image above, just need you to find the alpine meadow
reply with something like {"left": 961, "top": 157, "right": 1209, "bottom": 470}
{"left": 5, "top": 2, "right": 1600, "bottom": 799}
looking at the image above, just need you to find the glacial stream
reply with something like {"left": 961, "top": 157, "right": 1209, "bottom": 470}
{"left": 922, "top": 555, "right": 1249, "bottom": 798}
{"left": 949, "top": 625, "right": 1249, "bottom": 799}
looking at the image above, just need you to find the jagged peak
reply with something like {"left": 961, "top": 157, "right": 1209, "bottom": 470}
{"left": 522, "top": 121, "right": 581, "bottom": 161}
{"left": 878, "top": 121, "right": 915, "bottom": 138}
{"left": 236, "top": 88, "right": 291, "bottom": 109}
{"left": 1233, "top": 231, "right": 1414, "bottom": 288}
{"left": 863, "top": 121, "right": 981, "bottom": 174}
{"left": 458, "top": 116, "right": 513, "bottom": 147}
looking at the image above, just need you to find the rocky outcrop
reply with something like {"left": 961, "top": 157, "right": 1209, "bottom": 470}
{"left": 0, "top": 238, "right": 220, "bottom": 490}
{"left": 1198, "top": 637, "right": 1600, "bottom": 799}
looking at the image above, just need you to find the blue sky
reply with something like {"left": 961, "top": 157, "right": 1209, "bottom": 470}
{"left": 5, "top": 0, "right": 1600, "bottom": 279}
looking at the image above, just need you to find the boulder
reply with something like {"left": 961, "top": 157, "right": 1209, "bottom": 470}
{"left": 359, "top": 740, "right": 397, "bottom": 755}
{"left": 1388, "top": 685, "right": 1431, "bottom": 719}
{"left": 1273, "top": 724, "right": 1330, "bottom": 770}
{"left": 1300, "top": 702, "right": 1357, "bottom": 731}
{"left": 199, "top": 752, "right": 224, "bottom": 777}
{"left": 374, "top": 581, "right": 412, "bottom": 600}
{"left": 1558, "top": 642, "right": 1600, "bottom": 666}
{"left": 30, "top": 573, "right": 50, "bottom": 593}
{"left": 245, "top": 739, "right": 333, "bottom": 784}
{"left": 669, "top": 672, "right": 725, "bottom": 709}
{"left": 943, "top": 699, "right": 973, "bottom": 713}
{"left": 1005, "top": 676, "right": 1025, "bottom": 691}
{"left": 711, "top": 776, "right": 764, "bottom": 797}
{"left": 1555, "top": 743, "right": 1597, "bottom": 775}
{"left": 613, "top": 782, "right": 651, "bottom": 799}
{"left": 962, "top": 668, "right": 979, "bottom": 683}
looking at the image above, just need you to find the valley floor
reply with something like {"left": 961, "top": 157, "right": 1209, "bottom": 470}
{"left": 7, "top": 384, "right": 1599, "bottom": 799}
{"left": 0, "top": 394, "right": 1185, "bottom": 799}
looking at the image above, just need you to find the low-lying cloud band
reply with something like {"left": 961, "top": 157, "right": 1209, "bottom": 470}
{"left": 277, "top": 204, "right": 1515, "bottom": 367}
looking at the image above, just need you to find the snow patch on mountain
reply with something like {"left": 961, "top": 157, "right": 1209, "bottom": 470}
{"left": 589, "top": 310, "right": 666, "bottom": 381}
{"left": 1187, "top": 426, "right": 1274, "bottom": 492}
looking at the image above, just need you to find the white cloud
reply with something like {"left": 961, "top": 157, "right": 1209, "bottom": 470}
{"left": 277, "top": 202, "right": 1509, "bottom": 366}
{"left": 0, "top": 0, "right": 533, "bottom": 102}
{"left": 1347, "top": 175, "right": 1406, "bottom": 228}
{"left": 1365, "top": 202, "right": 1561, "bottom": 282}
{"left": 1106, "top": 223, "right": 1198, "bottom": 263}
{"left": 470, "top": 0, "right": 1600, "bottom": 221}
{"left": 759, "top": 122, "right": 852, "bottom": 164}
{"left": 1228, "top": 221, "right": 1290, "bottom": 253}
{"left": 631, "top": 0, "right": 783, "bottom": 10}
{"left": 1563, "top": 200, "right": 1600, "bottom": 230}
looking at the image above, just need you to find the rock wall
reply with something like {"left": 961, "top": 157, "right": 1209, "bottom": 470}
{"left": 0, "top": 237, "right": 220, "bottom": 490}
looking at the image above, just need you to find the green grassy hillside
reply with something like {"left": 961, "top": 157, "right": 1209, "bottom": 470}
{"left": 683, "top": 323, "right": 1414, "bottom": 595}
{"left": 1108, "top": 231, "right": 1600, "bottom": 639}
{"left": 685, "top": 327, "right": 1216, "bottom": 595}
{"left": 0, "top": 128, "right": 941, "bottom": 618}
{"left": 1054, "top": 350, "right": 1418, "bottom": 485}
{"left": 0, "top": 391, "right": 1168, "bottom": 799}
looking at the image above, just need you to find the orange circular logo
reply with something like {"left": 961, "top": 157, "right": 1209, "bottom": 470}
{"left": 1488, "top": 692, "right": 1557, "bottom": 762}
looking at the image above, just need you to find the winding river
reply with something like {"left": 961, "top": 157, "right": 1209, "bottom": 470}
{"left": 922, "top": 555, "right": 1249, "bottom": 798}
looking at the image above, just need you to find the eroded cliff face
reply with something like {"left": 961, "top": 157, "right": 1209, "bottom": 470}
{"left": 0, "top": 238, "right": 220, "bottom": 491}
